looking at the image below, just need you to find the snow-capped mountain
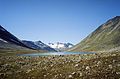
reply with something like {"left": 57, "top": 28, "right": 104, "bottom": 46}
{"left": 22, "top": 40, "right": 57, "bottom": 52}
{"left": 34, "top": 41, "right": 48, "bottom": 49}
{"left": 48, "top": 42, "right": 74, "bottom": 51}
{"left": 0, "top": 25, "right": 56, "bottom": 52}
{"left": 34, "top": 41, "right": 57, "bottom": 52}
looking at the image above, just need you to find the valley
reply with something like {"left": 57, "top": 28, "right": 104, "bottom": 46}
{"left": 1, "top": 0, "right": 120, "bottom": 78}
{"left": 0, "top": 16, "right": 120, "bottom": 79}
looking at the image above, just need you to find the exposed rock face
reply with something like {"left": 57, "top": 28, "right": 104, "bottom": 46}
{"left": 69, "top": 16, "right": 120, "bottom": 52}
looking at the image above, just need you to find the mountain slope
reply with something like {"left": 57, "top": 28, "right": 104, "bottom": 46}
{"left": 69, "top": 16, "right": 120, "bottom": 52}
{"left": 34, "top": 41, "right": 57, "bottom": 52}
{"left": 0, "top": 38, "right": 29, "bottom": 50}
{"left": 22, "top": 40, "right": 57, "bottom": 52}
{"left": 0, "top": 25, "right": 56, "bottom": 52}
{"left": 22, "top": 40, "right": 42, "bottom": 50}
{"left": 0, "top": 25, "right": 33, "bottom": 49}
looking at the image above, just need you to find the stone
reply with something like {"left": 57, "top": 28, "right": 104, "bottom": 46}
{"left": 79, "top": 72, "right": 83, "bottom": 77}
{"left": 97, "top": 61, "right": 102, "bottom": 65}
{"left": 117, "top": 64, "right": 120, "bottom": 67}
{"left": 50, "top": 64, "right": 53, "bottom": 67}
{"left": 108, "top": 65, "right": 113, "bottom": 69}
{"left": 74, "top": 64, "right": 79, "bottom": 67}
{"left": 44, "top": 75, "right": 47, "bottom": 77}
{"left": 26, "top": 69, "right": 31, "bottom": 73}
{"left": 68, "top": 75, "right": 72, "bottom": 78}
{"left": 86, "top": 66, "right": 90, "bottom": 70}
{"left": 116, "top": 72, "right": 120, "bottom": 74}
{"left": 72, "top": 72, "right": 76, "bottom": 75}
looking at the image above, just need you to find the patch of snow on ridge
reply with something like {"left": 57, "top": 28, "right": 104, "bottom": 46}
{"left": 0, "top": 38, "right": 8, "bottom": 43}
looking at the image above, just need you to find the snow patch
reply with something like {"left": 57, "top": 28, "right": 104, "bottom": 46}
{"left": 0, "top": 38, "right": 8, "bottom": 43}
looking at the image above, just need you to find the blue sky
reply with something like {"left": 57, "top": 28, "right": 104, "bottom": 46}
{"left": 0, "top": 0, "right": 120, "bottom": 44}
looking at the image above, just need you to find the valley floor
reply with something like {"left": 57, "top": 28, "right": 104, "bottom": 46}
{"left": 0, "top": 52, "right": 120, "bottom": 79}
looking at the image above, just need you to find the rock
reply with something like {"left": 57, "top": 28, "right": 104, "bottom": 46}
{"left": 108, "top": 65, "right": 113, "bottom": 69}
{"left": 86, "top": 66, "right": 90, "bottom": 70}
{"left": 97, "top": 61, "right": 102, "bottom": 65}
{"left": 68, "top": 75, "right": 72, "bottom": 78}
{"left": 50, "top": 64, "right": 53, "bottom": 67}
{"left": 74, "top": 64, "right": 79, "bottom": 67}
{"left": 116, "top": 72, "right": 120, "bottom": 74}
{"left": 72, "top": 72, "right": 76, "bottom": 75}
{"left": 59, "top": 74, "right": 62, "bottom": 76}
{"left": 44, "top": 75, "right": 46, "bottom": 77}
{"left": 54, "top": 74, "right": 58, "bottom": 78}
{"left": 37, "top": 62, "right": 41, "bottom": 65}
{"left": 82, "top": 65, "right": 85, "bottom": 68}
{"left": 112, "top": 54, "right": 116, "bottom": 56}
{"left": 79, "top": 72, "right": 83, "bottom": 77}
{"left": 26, "top": 69, "right": 31, "bottom": 73}
{"left": 112, "top": 60, "right": 116, "bottom": 63}
{"left": 117, "top": 64, "right": 120, "bottom": 67}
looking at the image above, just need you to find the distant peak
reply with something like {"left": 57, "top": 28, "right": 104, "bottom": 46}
{"left": 38, "top": 40, "right": 42, "bottom": 42}
{"left": 104, "top": 16, "right": 120, "bottom": 25}
{"left": 111, "top": 16, "right": 120, "bottom": 20}
{"left": 114, "top": 16, "right": 120, "bottom": 18}
{"left": 36, "top": 41, "right": 42, "bottom": 43}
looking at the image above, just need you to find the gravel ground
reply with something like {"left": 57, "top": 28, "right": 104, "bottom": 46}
{"left": 0, "top": 52, "right": 120, "bottom": 79}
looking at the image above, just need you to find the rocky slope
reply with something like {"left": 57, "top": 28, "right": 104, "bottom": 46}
{"left": 69, "top": 16, "right": 120, "bottom": 52}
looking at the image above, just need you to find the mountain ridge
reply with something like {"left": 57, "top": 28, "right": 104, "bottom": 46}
{"left": 0, "top": 25, "right": 56, "bottom": 52}
{"left": 48, "top": 42, "right": 74, "bottom": 51}
{"left": 69, "top": 16, "right": 120, "bottom": 52}
{"left": 0, "top": 25, "right": 33, "bottom": 49}
{"left": 22, "top": 40, "right": 57, "bottom": 52}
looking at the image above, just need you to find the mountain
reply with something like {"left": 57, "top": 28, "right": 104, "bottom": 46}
{"left": 0, "top": 25, "right": 55, "bottom": 52}
{"left": 0, "top": 25, "right": 33, "bottom": 50}
{"left": 0, "top": 38, "right": 29, "bottom": 50}
{"left": 69, "top": 16, "right": 120, "bottom": 52}
{"left": 66, "top": 43, "right": 74, "bottom": 48}
{"left": 34, "top": 41, "right": 57, "bottom": 52}
{"left": 22, "top": 40, "right": 57, "bottom": 52}
{"left": 22, "top": 40, "right": 42, "bottom": 50}
{"left": 48, "top": 42, "right": 74, "bottom": 51}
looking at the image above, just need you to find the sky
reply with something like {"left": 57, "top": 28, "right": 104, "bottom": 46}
{"left": 0, "top": 0, "right": 120, "bottom": 44}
